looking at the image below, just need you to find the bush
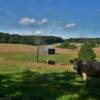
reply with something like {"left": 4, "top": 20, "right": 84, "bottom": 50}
{"left": 78, "top": 43, "right": 96, "bottom": 61}
{"left": 58, "top": 42, "right": 77, "bottom": 49}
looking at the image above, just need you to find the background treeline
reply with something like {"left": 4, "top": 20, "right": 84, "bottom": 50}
{"left": 0, "top": 32, "right": 64, "bottom": 45}
{"left": 65, "top": 38, "right": 100, "bottom": 45}
{"left": 0, "top": 32, "right": 100, "bottom": 46}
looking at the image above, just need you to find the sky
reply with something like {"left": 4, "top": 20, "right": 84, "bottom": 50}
{"left": 0, "top": 0, "right": 100, "bottom": 38}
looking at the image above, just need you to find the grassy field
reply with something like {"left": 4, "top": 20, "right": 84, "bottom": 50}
{"left": 0, "top": 44, "right": 100, "bottom": 100}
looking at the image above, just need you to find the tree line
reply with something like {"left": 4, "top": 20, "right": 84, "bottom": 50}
{"left": 65, "top": 38, "right": 100, "bottom": 45}
{"left": 0, "top": 32, "right": 64, "bottom": 45}
{"left": 0, "top": 32, "right": 100, "bottom": 46}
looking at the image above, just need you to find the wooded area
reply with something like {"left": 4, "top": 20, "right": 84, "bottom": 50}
{"left": 0, "top": 32, "right": 100, "bottom": 46}
{"left": 0, "top": 32, "right": 64, "bottom": 45}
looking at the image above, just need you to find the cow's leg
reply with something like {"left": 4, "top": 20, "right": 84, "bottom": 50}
{"left": 82, "top": 72, "right": 87, "bottom": 83}
{"left": 81, "top": 72, "right": 87, "bottom": 87}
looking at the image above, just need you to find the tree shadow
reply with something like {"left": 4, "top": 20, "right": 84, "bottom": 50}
{"left": 0, "top": 70, "right": 100, "bottom": 100}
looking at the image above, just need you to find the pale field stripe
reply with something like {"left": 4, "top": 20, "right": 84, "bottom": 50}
{"left": 0, "top": 60, "right": 74, "bottom": 72}
{"left": 0, "top": 44, "right": 36, "bottom": 53}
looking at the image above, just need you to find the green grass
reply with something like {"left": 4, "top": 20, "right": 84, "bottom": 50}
{"left": 0, "top": 52, "right": 36, "bottom": 62}
{"left": 0, "top": 52, "right": 75, "bottom": 63}
{"left": 0, "top": 71, "right": 100, "bottom": 100}
{"left": 0, "top": 51, "right": 100, "bottom": 100}
{"left": 0, "top": 52, "right": 74, "bottom": 74}
{"left": 0, "top": 64, "right": 70, "bottom": 74}
{"left": 48, "top": 53, "right": 75, "bottom": 63}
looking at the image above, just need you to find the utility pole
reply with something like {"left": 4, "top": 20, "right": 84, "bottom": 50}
{"left": 36, "top": 45, "right": 39, "bottom": 63}
{"left": 35, "top": 34, "right": 42, "bottom": 63}
{"left": 36, "top": 35, "right": 40, "bottom": 63}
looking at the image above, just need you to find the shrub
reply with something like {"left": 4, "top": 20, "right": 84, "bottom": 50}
{"left": 58, "top": 42, "right": 77, "bottom": 49}
{"left": 78, "top": 43, "right": 96, "bottom": 61}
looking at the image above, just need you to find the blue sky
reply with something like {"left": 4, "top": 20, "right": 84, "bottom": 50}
{"left": 0, "top": 0, "right": 100, "bottom": 38}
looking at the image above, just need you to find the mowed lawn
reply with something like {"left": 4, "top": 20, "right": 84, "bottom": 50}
{"left": 0, "top": 44, "right": 100, "bottom": 100}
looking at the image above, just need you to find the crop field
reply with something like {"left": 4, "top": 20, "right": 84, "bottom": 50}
{"left": 0, "top": 44, "right": 100, "bottom": 100}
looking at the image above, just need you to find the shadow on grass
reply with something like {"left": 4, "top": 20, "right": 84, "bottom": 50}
{"left": 0, "top": 70, "right": 100, "bottom": 100}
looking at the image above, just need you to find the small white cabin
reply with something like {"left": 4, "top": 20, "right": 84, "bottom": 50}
{"left": 40, "top": 45, "right": 55, "bottom": 55}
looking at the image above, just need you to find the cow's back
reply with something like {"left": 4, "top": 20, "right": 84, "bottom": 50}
{"left": 86, "top": 61, "right": 100, "bottom": 77}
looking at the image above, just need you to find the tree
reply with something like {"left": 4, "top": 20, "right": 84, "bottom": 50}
{"left": 58, "top": 42, "right": 77, "bottom": 49}
{"left": 78, "top": 43, "right": 96, "bottom": 61}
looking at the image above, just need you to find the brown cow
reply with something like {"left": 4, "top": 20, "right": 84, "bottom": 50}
{"left": 70, "top": 59, "right": 100, "bottom": 82}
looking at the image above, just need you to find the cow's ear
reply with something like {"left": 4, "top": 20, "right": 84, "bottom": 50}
{"left": 70, "top": 60, "right": 74, "bottom": 63}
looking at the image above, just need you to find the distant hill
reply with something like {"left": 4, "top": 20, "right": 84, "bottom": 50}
{"left": 0, "top": 32, "right": 64, "bottom": 45}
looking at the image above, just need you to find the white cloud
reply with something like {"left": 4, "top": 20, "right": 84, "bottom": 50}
{"left": 38, "top": 18, "right": 48, "bottom": 25}
{"left": 35, "top": 30, "right": 43, "bottom": 35}
{"left": 65, "top": 23, "right": 77, "bottom": 29}
{"left": 19, "top": 17, "right": 36, "bottom": 25}
{"left": 19, "top": 17, "right": 48, "bottom": 26}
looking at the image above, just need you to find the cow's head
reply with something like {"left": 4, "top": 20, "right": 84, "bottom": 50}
{"left": 70, "top": 58, "right": 82, "bottom": 70}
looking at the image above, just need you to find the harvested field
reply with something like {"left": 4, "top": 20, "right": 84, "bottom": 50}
{"left": 94, "top": 47, "right": 100, "bottom": 56}
{"left": 56, "top": 48, "right": 78, "bottom": 56}
{"left": 0, "top": 44, "right": 36, "bottom": 53}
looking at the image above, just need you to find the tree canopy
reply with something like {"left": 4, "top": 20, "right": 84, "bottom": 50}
{"left": 78, "top": 43, "right": 96, "bottom": 61}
